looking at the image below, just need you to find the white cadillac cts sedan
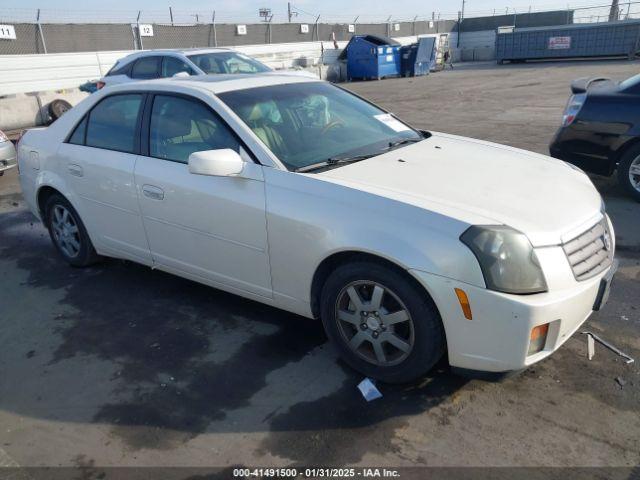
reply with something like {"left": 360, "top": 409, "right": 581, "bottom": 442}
{"left": 18, "top": 74, "right": 617, "bottom": 383}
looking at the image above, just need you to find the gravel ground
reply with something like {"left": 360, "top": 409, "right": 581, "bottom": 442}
{"left": 0, "top": 60, "right": 638, "bottom": 475}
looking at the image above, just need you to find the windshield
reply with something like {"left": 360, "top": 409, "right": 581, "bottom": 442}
{"left": 187, "top": 52, "right": 272, "bottom": 75}
{"left": 217, "top": 82, "right": 423, "bottom": 171}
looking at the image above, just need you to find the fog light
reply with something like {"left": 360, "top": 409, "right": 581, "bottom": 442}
{"left": 528, "top": 323, "right": 549, "bottom": 355}
{"left": 454, "top": 288, "right": 472, "bottom": 320}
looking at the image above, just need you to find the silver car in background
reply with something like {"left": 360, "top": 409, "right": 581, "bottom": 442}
{"left": 98, "top": 48, "right": 317, "bottom": 89}
{"left": 0, "top": 129, "right": 17, "bottom": 176}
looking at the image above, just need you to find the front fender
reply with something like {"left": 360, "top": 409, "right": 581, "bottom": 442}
{"left": 264, "top": 168, "right": 485, "bottom": 306}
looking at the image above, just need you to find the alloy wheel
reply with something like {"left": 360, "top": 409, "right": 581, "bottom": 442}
{"left": 335, "top": 280, "right": 415, "bottom": 366}
{"left": 629, "top": 155, "right": 640, "bottom": 193}
{"left": 50, "top": 204, "right": 81, "bottom": 258}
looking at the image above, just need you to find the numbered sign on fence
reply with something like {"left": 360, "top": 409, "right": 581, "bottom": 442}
{"left": 237, "top": 25, "right": 247, "bottom": 35}
{"left": 348, "top": 24, "right": 355, "bottom": 33}
{"left": 0, "top": 25, "right": 16, "bottom": 40}
{"left": 300, "top": 24, "right": 309, "bottom": 34}
{"left": 139, "top": 24, "right": 154, "bottom": 37}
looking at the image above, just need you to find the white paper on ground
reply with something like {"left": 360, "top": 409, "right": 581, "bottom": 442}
{"left": 357, "top": 378, "right": 383, "bottom": 401}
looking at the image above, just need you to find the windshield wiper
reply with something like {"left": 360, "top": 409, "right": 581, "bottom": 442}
{"left": 386, "top": 137, "right": 423, "bottom": 150}
{"left": 295, "top": 154, "right": 377, "bottom": 173}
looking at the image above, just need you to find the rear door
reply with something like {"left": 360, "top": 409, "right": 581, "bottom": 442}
{"left": 133, "top": 92, "right": 272, "bottom": 297}
{"left": 131, "top": 56, "right": 162, "bottom": 80}
{"left": 58, "top": 93, "right": 152, "bottom": 263}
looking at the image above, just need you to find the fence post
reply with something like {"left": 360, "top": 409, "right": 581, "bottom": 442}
{"left": 36, "top": 9, "right": 47, "bottom": 54}
{"left": 212, "top": 11, "right": 217, "bottom": 47}
{"left": 386, "top": 16, "right": 391, "bottom": 37}
{"left": 169, "top": 7, "right": 174, "bottom": 26}
{"left": 314, "top": 15, "right": 320, "bottom": 41}
{"left": 353, "top": 16, "right": 359, "bottom": 35}
{"left": 412, "top": 15, "right": 417, "bottom": 36}
{"left": 136, "top": 10, "right": 144, "bottom": 50}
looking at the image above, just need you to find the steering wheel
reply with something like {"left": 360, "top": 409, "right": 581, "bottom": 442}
{"left": 321, "top": 120, "right": 345, "bottom": 135}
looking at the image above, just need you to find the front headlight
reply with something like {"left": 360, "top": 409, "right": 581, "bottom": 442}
{"left": 461, "top": 226, "right": 548, "bottom": 294}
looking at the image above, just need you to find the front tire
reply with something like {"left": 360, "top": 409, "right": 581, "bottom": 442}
{"left": 320, "top": 261, "right": 445, "bottom": 383}
{"left": 44, "top": 193, "right": 100, "bottom": 267}
{"left": 617, "top": 145, "right": 640, "bottom": 202}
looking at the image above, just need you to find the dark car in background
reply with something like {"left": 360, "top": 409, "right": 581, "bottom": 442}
{"left": 550, "top": 74, "right": 640, "bottom": 201}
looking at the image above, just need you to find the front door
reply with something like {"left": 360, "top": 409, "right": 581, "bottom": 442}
{"left": 134, "top": 93, "right": 272, "bottom": 297}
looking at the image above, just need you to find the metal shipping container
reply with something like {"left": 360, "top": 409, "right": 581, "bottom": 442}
{"left": 496, "top": 20, "right": 640, "bottom": 63}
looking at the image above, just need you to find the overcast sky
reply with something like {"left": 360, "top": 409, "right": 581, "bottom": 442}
{"left": 1, "top": 0, "right": 610, "bottom": 22}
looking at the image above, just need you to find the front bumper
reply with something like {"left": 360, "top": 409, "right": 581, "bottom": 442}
{"left": 0, "top": 141, "right": 17, "bottom": 173}
{"left": 411, "top": 256, "right": 616, "bottom": 373}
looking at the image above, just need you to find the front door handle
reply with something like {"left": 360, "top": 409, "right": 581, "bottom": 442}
{"left": 142, "top": 184, "right": 164, "bottom": 201}
{"left": 68, "top": 164, "right": 83, "bottom": 177}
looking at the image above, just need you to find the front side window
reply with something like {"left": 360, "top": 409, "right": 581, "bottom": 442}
{"left": 162, "top": 57, "right": 194, "bottom": 78}
{"left": 149, "top": 95, "right": 240, "bottom": 163}
{"left": 85, "top": 94, "right": 143, "bottom": 153}
{"left": 218, "top": 82, "right": 423, "bottom": 171}
{"left": 187, "top": 52, "right": 271, "bottom": 75}
{"left": 132, "top": 57, "right": 160, "bottom": 79}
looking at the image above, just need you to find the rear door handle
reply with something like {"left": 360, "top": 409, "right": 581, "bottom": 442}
{"left": 68, "top": 164, "right": 83, "bottom": 177}
{"left": 142, "top": 184, "right": 164, "bottom": 201}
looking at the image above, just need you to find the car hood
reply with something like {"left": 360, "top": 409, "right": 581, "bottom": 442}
{"left": 317, "top": 132, "right": 602, "bottom": 247}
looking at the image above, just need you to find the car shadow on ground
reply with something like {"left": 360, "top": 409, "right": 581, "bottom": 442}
{"left": 0, "top": 208, "right": 468, "bottom": 460}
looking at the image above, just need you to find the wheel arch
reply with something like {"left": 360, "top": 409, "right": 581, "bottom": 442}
{"left": 614, "top": 136, "right": 640, "bottom": 166}
{"left": 37, "top": 185, "right": 62, "bottom": 220}
{"left": 309, "top": 250, "right": 441, "bottom": 322}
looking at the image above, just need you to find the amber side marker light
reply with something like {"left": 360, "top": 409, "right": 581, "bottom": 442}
{"left": 454, "top": 288, "right": 473, "bottom": 320}
{"left": 528, "top": 323, "right": 550, "bottom": 355}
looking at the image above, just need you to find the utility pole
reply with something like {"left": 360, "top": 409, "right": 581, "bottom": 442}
{"left": 608, "top": 0, "right": 620, "bottom": 22}
{"left": 457, "top": 0, "right": 465, "bottom": 48}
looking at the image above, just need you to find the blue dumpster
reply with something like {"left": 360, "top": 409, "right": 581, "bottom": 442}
{"left": 346, "top": 35, "right": 401, "bottom": 81}
{"left": 400, "top": 37, "right": 437, "bottom": 77}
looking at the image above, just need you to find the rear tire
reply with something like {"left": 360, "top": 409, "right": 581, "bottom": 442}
{"left": 320, "top": 261, "right": 445, "bottom": 384}
{"left": 617, "top": 144, "right": 640, "bottom": 202}
{"left": 44, "top": 193, "right": 100, "bottom": 267}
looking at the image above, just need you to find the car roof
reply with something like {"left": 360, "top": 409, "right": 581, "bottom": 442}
{"left": 107, "top": 73, "right": 319, "bottom": 95}
{"left": 120, "top": 48, "right": 233, "bottom": 62}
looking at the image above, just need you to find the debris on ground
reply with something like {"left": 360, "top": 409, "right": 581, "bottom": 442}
{"left": 581, "top": 331, "right": 635, "bottom": 364}
{"left": 587, "top": 334, "right": 595, "bottom": 360}
{"left": 357, "top": 378, "right": 383, "bottom": 402}
{"left": 615, "top": 377, "right": 626, "bottom": 388}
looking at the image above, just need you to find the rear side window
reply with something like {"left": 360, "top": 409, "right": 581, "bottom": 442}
{"left": 149, "top": 95, "right": 240, "bottom": 163}
{"left": 162, "top": 57, "right": 194, "bottom": 77}
{"left": 85, "top": 94, "right": 143, "bottom": 153}
{"left": 132, "top": 57, "right": 160, "bottom": 79}
{"left": 68, "top": 116, "right": 87, "bottom": 145}
{"left": 106, "top": 60, "right": 133, "bottom": 77}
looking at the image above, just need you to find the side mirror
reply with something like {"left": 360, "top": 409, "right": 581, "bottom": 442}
{"left": 173, "top": 71, "right": 191, "bottom": 78}
{"left": 188, "top": 149, "right": 244, "bottom": 177}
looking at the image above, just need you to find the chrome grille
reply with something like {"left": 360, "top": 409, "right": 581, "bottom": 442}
{"left": 562, "top": 219, "right": 613, "bottom": 281}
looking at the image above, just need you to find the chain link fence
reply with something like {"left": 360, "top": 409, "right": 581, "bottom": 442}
{"left": 0, "top": 6, "right": 632, "bottom": 56}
